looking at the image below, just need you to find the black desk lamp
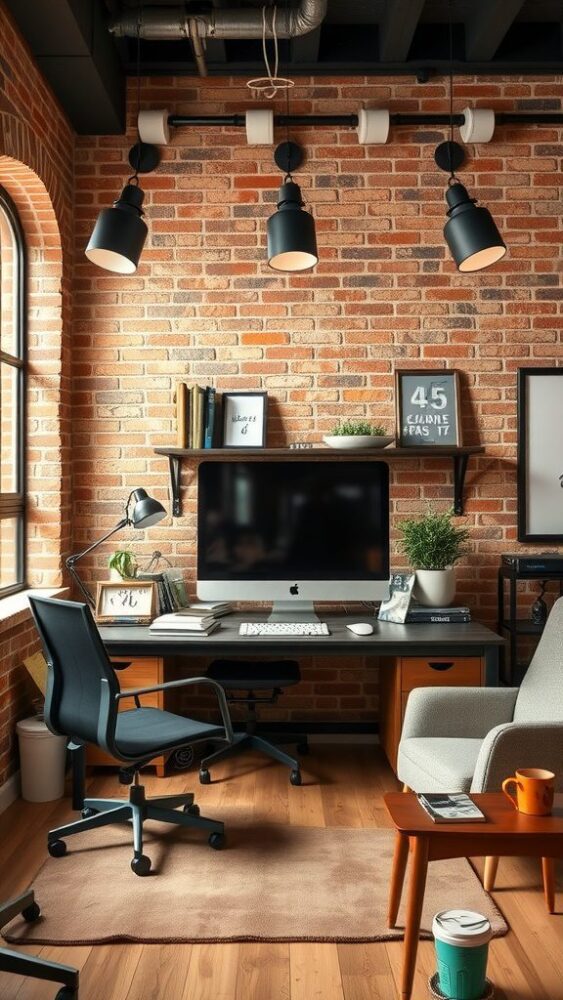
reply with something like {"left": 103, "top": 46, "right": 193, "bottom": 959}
{"left": 66, "top": 488, "right": 166, "bottom": 607}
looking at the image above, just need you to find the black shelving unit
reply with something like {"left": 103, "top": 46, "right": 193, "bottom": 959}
{"left": 498, "top": 560, "right": 563, "bottom": 683}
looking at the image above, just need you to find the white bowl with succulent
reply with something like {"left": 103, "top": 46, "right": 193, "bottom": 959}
{"left": 323, "top": 420, "right": 394, "bottom": 450}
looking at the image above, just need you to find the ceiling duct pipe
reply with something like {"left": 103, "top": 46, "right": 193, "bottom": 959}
{"left": 109, "top": 0, "right": 327, "bottom": 40}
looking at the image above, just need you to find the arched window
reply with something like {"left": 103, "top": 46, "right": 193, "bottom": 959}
{"left": 0, "top": 187, "right": 26, "bottom": 596}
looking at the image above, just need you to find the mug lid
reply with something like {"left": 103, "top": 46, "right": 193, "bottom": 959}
{"left": 432, "top": 909, "right": 492, "bottom": 948}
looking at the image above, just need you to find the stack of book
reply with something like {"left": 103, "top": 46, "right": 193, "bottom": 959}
{"left": 187, "top": 601, "right": 232, "bottom": 618}
{"left": 406, "top": 604, "right": 471, "bottom": 624}
{"left": 176, "top": 383, "right": 219, "bottom": 449}
{"left": 149, "top": 608, "right": 225, "bottom": 637}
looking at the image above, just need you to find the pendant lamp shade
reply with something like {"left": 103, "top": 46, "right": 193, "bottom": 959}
{"left": 444, "top": 182, "right": 506, "bottom": 273}
{"left": 85, "top": 183, "right": 148, "bottom": 274}
{"left": 267, "top": 180, "right": 318, "bottom": 272}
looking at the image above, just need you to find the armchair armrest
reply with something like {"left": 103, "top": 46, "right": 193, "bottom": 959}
{"left": 471, "top": 721, "right": 563, "bottom": 792}
{"left": 116, "top": 676, "right": 235, "bottom": 743}
{"left": 401, "top": 687, "right": 519, "bottom": 741}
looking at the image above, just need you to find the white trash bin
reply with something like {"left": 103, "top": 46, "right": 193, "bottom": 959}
{"left": 16, "top": 716, "right": 67, "bottom": 802}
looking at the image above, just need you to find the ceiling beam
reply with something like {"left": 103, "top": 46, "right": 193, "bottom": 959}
{"left": 465, "top": 0, "right": 526, "bottom": 61}
{"left": 291, "top": 26, "right": 322, "bottom": 64}
{"left": 379, "top": 0, "right": 425, "bottom": 62}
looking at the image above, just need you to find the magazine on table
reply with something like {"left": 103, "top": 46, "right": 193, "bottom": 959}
{"left": 417, "top": 793, "right": 486, "bottom": 823}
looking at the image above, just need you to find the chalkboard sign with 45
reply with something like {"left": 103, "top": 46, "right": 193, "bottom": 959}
{"left": 395, "top": 369, "right": 462, "bottom": 447}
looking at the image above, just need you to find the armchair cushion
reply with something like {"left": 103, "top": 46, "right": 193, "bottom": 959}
{"left": 471, "top": 721, "right": 563, "bottom": 793}
{"left": 398, "top": 737, "right": 483, "bottom": 793}
{"left": 401, "top": 687, "right": 519, "bottom": 741}
{"left": 114, "top": 708, "right": 224, "bottom": 757}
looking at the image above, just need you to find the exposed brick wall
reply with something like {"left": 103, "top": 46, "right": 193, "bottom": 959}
{"left": 0, "top": 2, "right": 74, "bottom": 785}
{"left": 73, "top": 74, "right": 562, "bottom": 721}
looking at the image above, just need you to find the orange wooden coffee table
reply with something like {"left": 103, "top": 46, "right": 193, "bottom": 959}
{"left": 384, "top": 792, "right": 563, "bottom": 1000}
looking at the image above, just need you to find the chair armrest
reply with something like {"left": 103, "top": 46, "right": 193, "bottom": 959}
{"left": 116, "top": 676, "right": 235, "bottom": 743}
{"left": 401, "top": 687, "right": 519, "bottom": 741}
{"left": 471, "top": 721, "right": 563, "bottom": 792}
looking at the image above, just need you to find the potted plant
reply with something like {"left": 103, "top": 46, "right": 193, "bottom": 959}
{"left": 108, "top": 549, "right": 137, "bottom": 581}
{"left": 398, "top": 506, "right": 469, "bottom": 607}
{"left": 323, "top": 420, "right": 394, "bottom": 450}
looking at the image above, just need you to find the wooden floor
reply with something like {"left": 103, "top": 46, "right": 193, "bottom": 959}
{"left": 0, "top": 747, "right": 561, "bottom": 1000}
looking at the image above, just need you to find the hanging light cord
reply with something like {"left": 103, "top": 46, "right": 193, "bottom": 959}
{"left": 247, "top": 5, "right": 294, "bottom": 98}
{"left": 447, "top": 0, "right": 456, "bottom": 184}
{"left": 127, "top": 0, "right": 143, "bottom": 185}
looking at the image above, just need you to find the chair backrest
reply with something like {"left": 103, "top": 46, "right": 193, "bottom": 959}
{"left": 28, "top": 596, "right": 118, "bottom": 745}
{"left": 514, "top": 595, "right": 563, "bottom": 722}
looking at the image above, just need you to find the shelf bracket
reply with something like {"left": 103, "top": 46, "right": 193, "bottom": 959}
{"left": 453, "top": 453, "right": 470, "bottom": 516}
{"left": 168, "top": 455, "right": 182, "bottom": 517}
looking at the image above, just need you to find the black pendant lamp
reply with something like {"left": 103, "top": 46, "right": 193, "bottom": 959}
{"left": 267, "top": 141, "right": 318, "bottom": 273}
{"left": 437, "top": 0, "right": 506, "bottom": 273}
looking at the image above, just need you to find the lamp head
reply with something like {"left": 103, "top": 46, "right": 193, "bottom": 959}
{"left": 444, "top": 182, "right": 506, "bottom": 273}
{"left": 267, "top": 180, "right": 318, "bottom": 273}
{"left": 127, "top": 488, "right": 166, "bottom": 528}
{"left": 85, "top": 182, "right": 148, "bottom": 274}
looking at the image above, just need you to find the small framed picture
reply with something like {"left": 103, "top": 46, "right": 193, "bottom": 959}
{"left": 395, "top": 369, "right": 462, "bottom": 447}
{"left": 518, "top": 367, "right": 563, "bottom": 542}
{"left": 95, "top": 581, "right": 156, "bottom": 625}
{"left": 221, "top": 391, "right": 268, "bottom": 448}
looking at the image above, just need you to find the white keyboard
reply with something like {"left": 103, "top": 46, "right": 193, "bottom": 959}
{"left": 239, "top": 622, "right": 330, "bottom": 637}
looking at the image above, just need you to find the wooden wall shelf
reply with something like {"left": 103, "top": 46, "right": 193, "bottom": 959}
{"left": 154, "top": 445, "right": 484, "bottom": 518}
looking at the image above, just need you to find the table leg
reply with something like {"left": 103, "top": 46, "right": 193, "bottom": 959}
{"left": 401, "top": 834, "right": 429, "bottom": 1000}
{"left": 542, "top": 857, "right": 555, "bottom": 914}
{"left": 484, "top": 855, "right": 499, "bottom": 892}
{"left": 388, "top": 831, "right": 409, "bottom": 928}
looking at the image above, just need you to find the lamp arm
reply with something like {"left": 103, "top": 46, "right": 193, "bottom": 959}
{"left": 66, "top": 518, "right": 129, "bottom": 607}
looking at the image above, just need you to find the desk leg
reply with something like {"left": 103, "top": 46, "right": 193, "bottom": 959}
{"left": 388, "top": 831, "right": 409, "bottom": 928}
{"left": 401, "top": 834, "right": 429, "bottom": 1000}
{"left": 542, "top": 857, "right": 555, "bottom": 914}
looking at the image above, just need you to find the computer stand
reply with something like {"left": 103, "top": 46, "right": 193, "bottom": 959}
{"left": 267, "top": 601, "right": 320, "bottom": 623}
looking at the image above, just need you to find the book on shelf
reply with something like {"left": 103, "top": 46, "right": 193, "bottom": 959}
{"left": 417, "top": 793, "right": 486, "bottom": 824}
{"left": 203, "top": 386, "right": 216, "bottom": 448}
{"left": 175, "top": 384, "right": 220, "bottom": 450}
{"left": 406, "top": 605, "right": 471, "bottom": 624}
{"left": 175, "top": 382, "right": 189, "bottom": 448}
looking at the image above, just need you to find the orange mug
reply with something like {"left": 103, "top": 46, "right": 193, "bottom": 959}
{"left": 502, "top": 768, "right": 555, "bottom": 816}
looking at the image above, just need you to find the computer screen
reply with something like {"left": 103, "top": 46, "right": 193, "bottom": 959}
{"left": 197, "top": 460, "right": 390, "bottom": 603}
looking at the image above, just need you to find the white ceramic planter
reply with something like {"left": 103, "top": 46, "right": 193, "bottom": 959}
{"left": 414, "top": 568, "right": 456, "bottom": 607}
{"left": 323, "top": 435, "right": 394, "bottom": 450}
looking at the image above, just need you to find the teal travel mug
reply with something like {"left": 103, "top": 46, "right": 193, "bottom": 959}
{"left": 432, "top": 909, "right": 491, "bottom": 1000}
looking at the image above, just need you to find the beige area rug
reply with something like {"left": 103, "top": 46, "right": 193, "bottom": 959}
{"left": 4, "top": 811, "right": 507, "bottom": 945}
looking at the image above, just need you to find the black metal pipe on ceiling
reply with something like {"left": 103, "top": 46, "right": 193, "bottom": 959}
{"left": 168, "top": 111, "right": 563, "bottom": 129}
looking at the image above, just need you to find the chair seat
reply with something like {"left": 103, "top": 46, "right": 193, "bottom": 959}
{"left": 208, "top": 659, "right": 301, "bottom": 690}
{"left": 115, "top": 708, "right": 224, "bottom": 757}
{"left": 398, "top": 737, "right": 483, "bottom": 793}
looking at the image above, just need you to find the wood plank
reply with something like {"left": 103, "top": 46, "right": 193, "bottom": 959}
{"left": 379, "top": 0, "right": 425, "bottom": 62}
{"left": 465, "top": 0, "right": 526, "bottom": 61}
{"left": 290, "top": 942, "right": 344, "bottom": 1000}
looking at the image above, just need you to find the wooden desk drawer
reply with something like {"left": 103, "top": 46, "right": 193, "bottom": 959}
{"left": 400, "top": 656, "right": 482, "bottom": 692}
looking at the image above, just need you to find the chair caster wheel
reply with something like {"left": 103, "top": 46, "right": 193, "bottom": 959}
{"left": 199, "top": 769, "right": 211, "bottom": 785}
{"left": 297, "top": 743, "right": 309, "bottom": 755}
{"left": 119, "top": 768, "right": 135, "bottom": 785}
{"left": 55, "top": 989, "right": 78, "bottom": 1000}
{"left": 22, "top": 901, "right": 41, "bottom": 922}
{"left": 81, "top": 807, "right": 98, "bottom": 819}
{"left": 183, "top": 803, "right": 200, "bottom": 816}
{"left": 131, "top": 855, "right": 151, "bottom": 876}
{"left": 208, "top": 832, "right": 225, "bottom": 850}
{"left": 48, "top": 839, "right": 67, "bottom": 858}
{"left": 290, "top": 769, "right": 302, "bottom": 786}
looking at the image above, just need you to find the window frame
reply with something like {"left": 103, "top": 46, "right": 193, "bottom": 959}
{"left": 0, "top": 185, "right": 27, "bottom": 597}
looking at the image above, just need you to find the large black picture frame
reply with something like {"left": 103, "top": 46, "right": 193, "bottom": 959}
{"left": 517, "top": 367, "right": 563, "bottom": 542}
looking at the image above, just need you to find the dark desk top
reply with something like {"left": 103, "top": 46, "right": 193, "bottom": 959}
{"left": 100, "top": 613, "right": 504, "bottom": 658}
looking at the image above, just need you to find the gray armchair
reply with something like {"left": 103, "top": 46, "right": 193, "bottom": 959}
{"left": 398, "top": 596, "right": 563, "bottom": 892}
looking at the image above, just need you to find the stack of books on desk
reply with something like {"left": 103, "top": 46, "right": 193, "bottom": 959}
{"left": 406, "top": 604, "right": 472, "bottom": 624}
{"left": 149, "top": 610, "right": 222, "bottom": 637}
{"left": 184, "top": 601, "right": 232, "bottom": 618}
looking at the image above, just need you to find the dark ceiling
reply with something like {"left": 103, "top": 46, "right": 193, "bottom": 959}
{"left": 6, "top": 0, "right": 563, "bottom": 133}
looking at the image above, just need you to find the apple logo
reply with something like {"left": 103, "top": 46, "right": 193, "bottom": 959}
{"left": 289, "top": 583, "right": 299, "bottom": 596}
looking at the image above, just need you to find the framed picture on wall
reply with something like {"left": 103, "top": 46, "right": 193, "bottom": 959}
{"left": 221, "top": 392, "right": 268, "bottom": 448}
{"left": 395, "top": 369, "right": 462, "bottom": 447}
{"left": 517, "top": 367, "right": 563, "bottom": 542}
{"left": 95, "top": 581, "right": 156, "bottom": 624}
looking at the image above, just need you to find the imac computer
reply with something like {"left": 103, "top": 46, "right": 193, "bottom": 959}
{"left": 197, "top": 460, "right": 390, "bottom": 621}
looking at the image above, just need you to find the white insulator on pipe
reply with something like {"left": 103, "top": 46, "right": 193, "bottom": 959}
{"left": 357, "top": 108, "right": 390, "bottom": 145}
{"left": 459, "top": 107, "right": 495, "bottom": 143}
{"left": 245, "top": 109, "right": 274, "bottom": 145}
{"left": 138, "top": 109, "right": 171, "bottom": 145}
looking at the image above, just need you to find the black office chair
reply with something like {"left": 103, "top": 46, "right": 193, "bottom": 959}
{"left": 29, "top": 596, "right": 235, "bottom": 876}
{"left": 0, "top": 891, "right": 78, "bottom": 998}
{"left": 200, "top": 659, "right": 307, "bottom": 786}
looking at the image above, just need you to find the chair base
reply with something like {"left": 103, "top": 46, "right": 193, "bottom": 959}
{"left": 200, "top": 732, "right": 302, "bottom": 785}
{"left": 47, "top": 784, "right": 225, "bottom": 876}
{"left": 0, "top": 891, "right": 79, "bottom": 997}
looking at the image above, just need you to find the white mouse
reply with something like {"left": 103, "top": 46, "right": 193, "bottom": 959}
{"left": 346, "top": 622, "right": 374, "bottom": 636}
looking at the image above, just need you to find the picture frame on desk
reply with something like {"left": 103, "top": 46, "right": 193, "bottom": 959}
{"left": 517, "top": 367, "right": 563, "bottom": 542}
{"left": 221, "top": 391, "right": 268, "bottom": 448}
{"left": 95, "top": 581, "right": 156, "bottom": 625}
{"left": 395, "top": 369, "right": 462, "bottom": 447}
